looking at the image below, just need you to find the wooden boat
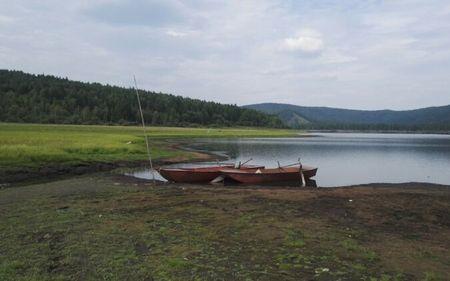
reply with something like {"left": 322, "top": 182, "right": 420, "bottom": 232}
{"left": 219, "top": 165, "right": 318, "bottom": 184}
{"left": 159, "top": 164, "right": 264, "bottom": 183}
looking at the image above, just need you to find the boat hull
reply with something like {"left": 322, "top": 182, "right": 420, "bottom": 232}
{"left": 221, "top": 166, "right": 317, "bottom": 184}
{"left": 159, "top": 165, "right": 264, "bottom": 183}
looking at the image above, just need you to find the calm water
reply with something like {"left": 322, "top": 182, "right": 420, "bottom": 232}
{"left": 128, "top": 133, "right": 450, "bottom": 187}
{"left": 184, "top": 133, "right": 450, "bottom": 187}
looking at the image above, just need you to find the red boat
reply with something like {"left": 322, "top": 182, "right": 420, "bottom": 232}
{"left": 158, "top": 164, "right": 264, "bottom": 183}
{"left": 219, "top": 165, "right": 318, "bottom": 184}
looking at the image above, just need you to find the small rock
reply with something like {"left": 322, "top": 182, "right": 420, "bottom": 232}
{"left": 315, "top": 267, "right": 330, "bottom": 274}
{"left": 43, "top": 233, "right": 51, "bottom": 239}
{"left": 98, "top": 214, "right": 103, "bottom": 218}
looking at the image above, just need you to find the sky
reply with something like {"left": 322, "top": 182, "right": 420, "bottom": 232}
{"left": 1, "top": 0, "right": 450, "bottom": 110}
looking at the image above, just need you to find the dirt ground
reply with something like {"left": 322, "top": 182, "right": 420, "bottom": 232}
{"left": 0, "top": 173, "right": 449, "bottom": 280}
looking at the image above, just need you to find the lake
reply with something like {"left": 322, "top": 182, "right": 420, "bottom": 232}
{"left": 131, "top": 133, "right": 450, "bottom": 187}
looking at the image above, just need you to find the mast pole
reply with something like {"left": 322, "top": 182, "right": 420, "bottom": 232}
{"left": 133, "top": 75, "right": 155, "bottom": 184}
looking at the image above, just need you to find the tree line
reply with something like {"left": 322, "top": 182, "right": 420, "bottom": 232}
{"left": 0, "top": 70, "right": 285, "bottom": 128}
{"left": 292, "top": 122, "right": 450, "bottom": 132}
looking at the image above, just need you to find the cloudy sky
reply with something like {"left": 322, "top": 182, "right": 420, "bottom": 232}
{"left": 1, "top": 0, "right": 450, "bottom": 110}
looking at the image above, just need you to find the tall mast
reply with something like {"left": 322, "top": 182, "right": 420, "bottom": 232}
{"left": 133, "top": 75, "right": 155, "bottom": 184}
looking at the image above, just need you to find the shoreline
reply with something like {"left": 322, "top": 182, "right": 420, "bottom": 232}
{"left": 2, "top": 130, "right": 449, "bottom": 188}
{"left": 307, "top": 129, "right": 450, "bottom": 135}
{"left": 3, "top": 139, "right": 450, "bottom": 189}
{"left": 0, "top": 123, "right": 299, "bottom": 186}
{"left": 0, "top": 140, "right": 226, "bottom": 187}
{"left": 118, "top": 173, "right": 450, "bottom": 190}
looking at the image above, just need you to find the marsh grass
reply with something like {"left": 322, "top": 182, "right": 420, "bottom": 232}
{"left": 0, "top": 123, "right": 298, "bottom": 169}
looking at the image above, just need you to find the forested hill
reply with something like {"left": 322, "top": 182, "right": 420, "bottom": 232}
{"left": 0, "top": 70, "right": 284, "bottom": 128}
{"left": 245, "top": 103, "right": 450, "bottom": 131}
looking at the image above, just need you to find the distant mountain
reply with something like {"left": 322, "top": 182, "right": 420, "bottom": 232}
{"left": 244, "top": 103, "right": 450, "bottom": 131}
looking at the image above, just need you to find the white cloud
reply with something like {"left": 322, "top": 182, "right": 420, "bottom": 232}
{"left": 282, "top": 29, "right": 324, "bottom": 53}
{"left": 0, "top": 15, "right": 15, "bottom": 25}
{"left": 166, "top": 29, "right": 188, "bottom": 37}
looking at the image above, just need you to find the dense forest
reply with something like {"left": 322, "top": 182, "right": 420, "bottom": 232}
{"left": 246, "top": 103, "right": 450, "bottom": 132}
{"left": 0, "top": 70, "right": 284, "bottom": 128}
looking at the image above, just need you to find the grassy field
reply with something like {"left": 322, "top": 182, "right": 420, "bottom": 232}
{"left": 0, "top": 175, "right": 448, "bottom": 280}
{"left": 0, "top": 123, "right": 298, "bottom": 171}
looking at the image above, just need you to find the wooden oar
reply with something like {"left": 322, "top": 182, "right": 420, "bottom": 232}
{"left": 235, "top": 158, "right": 253, "bottom": 169}
{"left": 277, "top": 161, "right": 285, "bottom": 171}
{"left": 241, "top": 158, "right": 253, "bottom": 166}
{"left": 280, "top": 162, "right": 300, "bottom": 168}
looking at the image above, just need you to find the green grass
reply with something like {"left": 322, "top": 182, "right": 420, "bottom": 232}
{"left": 0, "top": 123, "right": 299, "bottom": 170}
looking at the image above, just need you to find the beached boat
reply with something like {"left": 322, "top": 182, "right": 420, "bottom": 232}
{"left": 159, "top": 164, "right": 264, "bottom": 183}
{"left": 219, "top": 165, "right": 318, "bottom": 184}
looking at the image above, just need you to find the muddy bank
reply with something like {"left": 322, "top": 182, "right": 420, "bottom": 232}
{"left": 117, "top": 172, "right": 450, "bottom": 190}
{"left": 0, "top": 142, "right": 224, "bottom": 187}
{"left": 1, "top": 174, "right": 448, "bottom": 280}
